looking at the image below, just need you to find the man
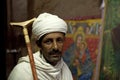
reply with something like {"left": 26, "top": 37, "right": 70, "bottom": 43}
{"left": 8, "top": 13, "right": 73, "bottom": 80}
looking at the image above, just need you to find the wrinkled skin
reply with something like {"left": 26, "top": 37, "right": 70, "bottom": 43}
{"left": 39, "top": 32, "right": 65, "bottom": 66}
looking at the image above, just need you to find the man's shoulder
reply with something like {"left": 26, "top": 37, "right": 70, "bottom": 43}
{"left": 15, "top": 61, "right": 31, "bottom": 71}
{"left": 8, "top": 62, "right": 32, "bottom": 80}
{"left": 17, "top": 51, "right": 40, "bottom": 63}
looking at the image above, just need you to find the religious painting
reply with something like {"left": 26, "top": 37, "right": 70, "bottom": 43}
{"left": 62, "top": 18, "right": 102, "bottom": 80}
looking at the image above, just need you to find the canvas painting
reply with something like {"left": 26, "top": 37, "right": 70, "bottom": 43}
{"left": 62, "top": 18, "right": 102, "bottom": 80}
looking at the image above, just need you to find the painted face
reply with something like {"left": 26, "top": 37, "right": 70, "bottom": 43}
{"left": 76, "top": 35, "right": 82, "bottom": 48}
{"left": 40, "top": 32, "right": 65, "bottom": 66}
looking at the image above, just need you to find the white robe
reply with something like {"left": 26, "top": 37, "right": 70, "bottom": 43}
{"left": 8, "top": 51, "right": 73, "bottom": 80}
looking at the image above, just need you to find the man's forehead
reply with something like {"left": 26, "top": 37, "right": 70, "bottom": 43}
{"left": 43, "top": 32, "right": 65, "bottom": 39}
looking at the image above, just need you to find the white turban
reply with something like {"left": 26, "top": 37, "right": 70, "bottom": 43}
{"left": 32, "top": 13, "right": 68, "bottom": 40}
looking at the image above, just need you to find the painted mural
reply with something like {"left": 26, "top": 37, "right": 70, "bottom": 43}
{"left": 62, "top": 18, "right": 101, "bottom": 80}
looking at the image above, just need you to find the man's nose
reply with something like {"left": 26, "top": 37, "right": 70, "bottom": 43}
{"left": 53, "top": 40, "right": 58, "bottom": 50}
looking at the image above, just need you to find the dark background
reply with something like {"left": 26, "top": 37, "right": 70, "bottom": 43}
{"left": 0, "top": 0, "right": 7, "bottom": 79}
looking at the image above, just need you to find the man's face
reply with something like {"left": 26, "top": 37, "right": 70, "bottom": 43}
{"left": 40, "top": 32, "right": 65, "bottom": 66}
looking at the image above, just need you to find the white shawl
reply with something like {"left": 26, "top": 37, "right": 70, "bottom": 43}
{"left": 8, "top": 51, "right": 73, "bottom": 80}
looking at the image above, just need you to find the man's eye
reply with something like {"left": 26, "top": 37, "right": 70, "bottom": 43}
{"left": 57, "top": 38, "right": 64, "bottom": 43}
{"left": 44, "top": 40, "right": 52, "bottom": 44}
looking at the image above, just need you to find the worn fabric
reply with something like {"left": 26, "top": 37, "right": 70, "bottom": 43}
{"left": 32, "top": 13, "right": 67, "bottom": 40}
{"left": 8, "top": 51, "right": 73, "bottom": 80}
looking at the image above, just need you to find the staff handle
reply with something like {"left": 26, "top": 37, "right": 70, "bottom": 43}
{"left": 10, "top": 18, "right": 38, "bottom": 80}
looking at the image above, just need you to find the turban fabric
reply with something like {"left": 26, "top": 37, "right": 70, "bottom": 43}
{"left": 32, "top": 13, "right": 67, "bottom": 40}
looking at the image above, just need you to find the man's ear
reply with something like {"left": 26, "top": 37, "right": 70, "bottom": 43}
{"left": 36, "top": 40, "right": 41, "bottom": 47}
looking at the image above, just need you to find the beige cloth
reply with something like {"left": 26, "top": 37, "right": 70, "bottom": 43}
{"left": 8, "top": 51, "right": 73, "bottom": 80}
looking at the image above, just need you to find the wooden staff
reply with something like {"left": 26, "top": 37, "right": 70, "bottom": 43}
{"left": 10, "top": 18, "right": 38, "bottom": 80}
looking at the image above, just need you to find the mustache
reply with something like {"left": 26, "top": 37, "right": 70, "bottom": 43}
{"left": 49, "top": 49, "right": 62, "bottom": 55}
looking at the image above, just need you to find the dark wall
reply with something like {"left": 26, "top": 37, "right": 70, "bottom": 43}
{"left": 29, "top": 0, "right": 102, "bottom": 19}
{"left": 0, "top": 0, "right": 7, "bottom": 79}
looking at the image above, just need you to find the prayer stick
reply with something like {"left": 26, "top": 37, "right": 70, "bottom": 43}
{"left": 10, "top": 18, "right": 38, "bottom": 80}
